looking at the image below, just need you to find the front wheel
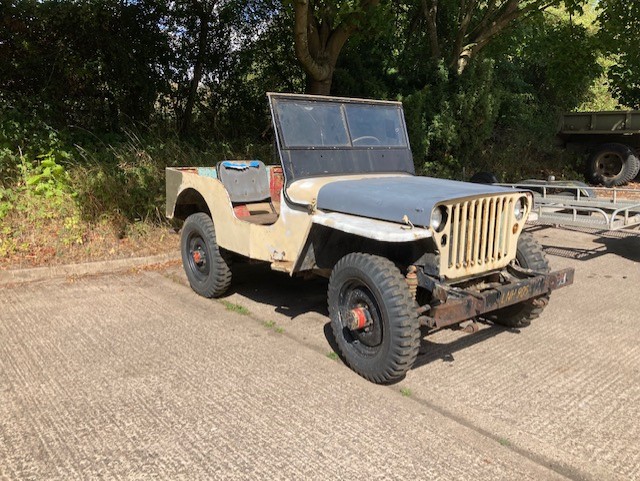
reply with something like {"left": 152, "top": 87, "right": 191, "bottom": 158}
{"left": 328, "top": 253, "right": 420, "bottom": 384}
{"left": 181, "top": 212, "right": 232, "bottom": 298}
{"left": 486, "top": 233, "right": 550, "bottom": 328}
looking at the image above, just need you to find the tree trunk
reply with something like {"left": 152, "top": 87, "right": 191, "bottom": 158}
{"left": 307, "top": 75, "right": 332, "bottom": 95}
{"left": 180, "top": 11, "right": 210, "bottom": 138}
{"left": 293, "top": 0, "right": 379, "bottom": 96}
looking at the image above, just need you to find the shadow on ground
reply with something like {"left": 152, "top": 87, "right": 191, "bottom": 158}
{"left": 531, "top": 225, "right": 640, "bottom": 262}
{"left": 412, "top": 324, "right": 513, "bottom": 369}
{"left": 228, "top": 262, "right": 507, "bottom": 377}
{"left": 229, "top": 263, "right": 329, "bottom": 319}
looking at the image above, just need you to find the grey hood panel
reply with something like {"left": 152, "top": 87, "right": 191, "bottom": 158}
{"left": 316, "top": 176, "right": 522, "bottom": 227}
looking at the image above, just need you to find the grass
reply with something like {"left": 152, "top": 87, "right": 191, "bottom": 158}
{"left": 498, "top": 437, "right": 511, "bottom": 447}
{"left": 220, "top": 300, "right": 250, "bottom": 315}
{"left": 326, "top": 351, "right": 339, "bottom": 361}
{"left": 400, "top": 387, "right": 412, "bottom": 397}
{"left": 263, "top": 320, "right": 284, "bottom": 333}
{"left": 0, "top": 117, "right": 277, "bottom": 269}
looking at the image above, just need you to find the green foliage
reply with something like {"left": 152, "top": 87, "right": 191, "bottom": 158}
{"left": 221, "top": 300, "right": 250, "bottom": 315}
{"left": 400, "top": 387, "right": 412, "bottom": 397}
{"left": 326, "top": 351, "right": 339, "bottom": 361}
{"left": 0, "top": 0, "right": 637, "bottom": 265}
{"left": 403, "top": 60, "right": 500, "bottom": 178}
{"left": 0, "top": 1, "right": 169, "bottom": 130}
{"left": 395, "top": 7, "right": 602, "bottom": 181}
{"left": 597, "top": 1, "right": 640, "bottom": 108}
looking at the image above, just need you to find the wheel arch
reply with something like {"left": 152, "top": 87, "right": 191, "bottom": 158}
{"left": 173, "top": 188, "right": 212, "bottom": 221}
{"left": 294, "top": 223, "right": 436, "bottom": 274}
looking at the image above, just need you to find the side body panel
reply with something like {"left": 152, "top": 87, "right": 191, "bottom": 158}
{"left": 167, "top": 167, "right": 312, "bottom": 270}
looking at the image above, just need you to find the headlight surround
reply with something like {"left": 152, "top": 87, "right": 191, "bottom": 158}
{"left": 430, "top": 206, "right": 447, "bottom": 232}
{"left": 514, "top": 196, "right": 527, "bottom": 220}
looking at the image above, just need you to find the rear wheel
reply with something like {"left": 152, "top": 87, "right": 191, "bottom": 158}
{"left": 487, "top": 233, "right": 550, "bottom": 328}
{"left": 328, "top": 253, "right": 420, "bottom": 384}
{"left": 586, "top": 143, "right": 640, "bottom": 187}
{"left": 181, "top": 213, "right": 232, "bottom": 298}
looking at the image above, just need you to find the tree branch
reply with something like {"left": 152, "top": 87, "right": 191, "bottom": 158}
{"left": 452, "top": 0, "right": 479, "bottom": 64}
{"left": 326, "top": 0, "right": 379, "bottom": 66}
{"left": 421, "top": 0, "right": 441, "bottom": 58}
{"left": 454, "top": 0, "right": 557, "bottom": 73}
{"left": 293, "top": 0, "right": 331, "bottom": 81}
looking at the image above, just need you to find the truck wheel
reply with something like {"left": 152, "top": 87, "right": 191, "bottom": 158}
{"left": 586, "top": 143, "right": 640, "bottom": 187}
{"left": 487, "top": 233, "right": 550, "bottom": 328}
{"left": 470, "top": 171, "right": 499, "bottom": 184}
{"left": 328, "top": 253, "right": 420, "bottom": 384}
{"left": 181, "top": 212, "right": 232, "bottom": 298}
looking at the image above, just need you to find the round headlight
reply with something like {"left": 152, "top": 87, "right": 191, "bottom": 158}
{"left": 514, "top": 197, "right": 527, "bottom": 220}
{"left": 430, "top": 206, "right": 447, "bottom": 232}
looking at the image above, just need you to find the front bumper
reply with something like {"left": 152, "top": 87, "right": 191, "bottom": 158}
{"left": 425, "top": 267, "right": 574, "bottom": 328}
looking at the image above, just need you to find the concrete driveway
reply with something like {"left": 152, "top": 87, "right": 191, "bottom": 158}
{"left": 1, "top": 227, "right": 639, "bottom": 480}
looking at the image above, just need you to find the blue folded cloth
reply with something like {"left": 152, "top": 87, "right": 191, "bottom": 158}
{"left": 221, "top": 160, "right": 261, "bottom": 170}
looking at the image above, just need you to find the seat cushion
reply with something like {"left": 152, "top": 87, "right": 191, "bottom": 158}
{"left": 218, "top": 160, "right": 270, "bottom": 203}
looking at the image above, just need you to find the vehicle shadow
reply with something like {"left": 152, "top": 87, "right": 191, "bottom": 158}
{"left": 229, "top": 263, "right": 329, "bottom": 319}
{"left": 529, "top": 225, "right": 640, "bottom": 262}
{"left": 411, "top": 323, "right": 513, "bottom": 369}
{"left": 322, "top": 321, "right": 515, "bottom": 382}
{"left": 230, "top": 263, "right": 524, "bottom": 378}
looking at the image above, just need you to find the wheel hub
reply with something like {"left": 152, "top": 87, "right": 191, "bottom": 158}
{"left": 340, "top": 283, "right": 383, "bottom": 348}
{"left": 192, "top": 249, "right": 205, "bottom": 265}
{"left": 348, "top": 307, "right": 373, "bottom": 330}
{"left": 187, "top": 234, "right": 210, "bottom": 279}
{"left": 596, "top": 152, "right": 623, "bottom": 177}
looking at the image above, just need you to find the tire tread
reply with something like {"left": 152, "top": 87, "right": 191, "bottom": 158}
{"left": 328, "top": 253, "right": 420, "bottom": 383}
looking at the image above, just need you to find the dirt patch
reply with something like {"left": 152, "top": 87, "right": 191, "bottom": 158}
{"left": 619, "top": 181, "right": 640, "bottom": 201}
{"left": 594, "top": 181, "right": 640, "bottom": 202}
{"left": 1, "top": 219, "right": 179, "bottom": 271}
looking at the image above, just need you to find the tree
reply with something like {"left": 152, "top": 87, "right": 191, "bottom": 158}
{"left": 292, "top": 0, "right": 381, "bottom": 94}
{"left": 0, "top": 0, "right": 169, "bottom": 129}
{"left": 411, "top": 0, "right": 587, "bottom": 74}
{"left": 168, "top": 0, "right": 236, "bottom": 137}
{"left": 598, "top": 1, "right": 640, "bottom": 108}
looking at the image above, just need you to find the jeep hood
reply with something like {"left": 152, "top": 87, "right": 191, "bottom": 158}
{"left": 316, "top": 176, "right": 523, "bottom": 227}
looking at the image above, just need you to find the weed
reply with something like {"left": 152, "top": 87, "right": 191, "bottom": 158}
{"left": 400, "top": 387, "right": 412, "bottom": 397}
{"left": 498, "top": 437, "right": 511, "bottom": 447}
{"left": 220, "top": 300, "right": 249, "bottom": 315}
{"left": 262, "top": 320, "right": 284, "bottom": 333}
{"left": 326, "top": 351, "right": 339, "bottom": 361}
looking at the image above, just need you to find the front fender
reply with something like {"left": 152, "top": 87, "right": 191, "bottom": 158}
{"left": 311, "top": 211, "right": 432, "bottom": 242}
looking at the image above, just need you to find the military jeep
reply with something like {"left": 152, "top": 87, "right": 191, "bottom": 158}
{"left": 166, "top": 93, "right": 574, "bottom": 384}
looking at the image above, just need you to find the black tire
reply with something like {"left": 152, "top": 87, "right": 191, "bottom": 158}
{"left": 586, "top": 143, "right": 640, "bottom": 187}
{"left": 486, "top": 233, "right": 550, "bottom": 328}
{"left": 181, "top": 212, "right": 232, "bottom": 298}
{"left": 328, "top": 253, "right": 420, "bottom": 384}
{"left": 470, "top": 171, "right": 499, "bottom": 184}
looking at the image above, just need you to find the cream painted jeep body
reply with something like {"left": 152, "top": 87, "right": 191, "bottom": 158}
{"left": 166, "top": 93, "right": 574, "bottom": 383}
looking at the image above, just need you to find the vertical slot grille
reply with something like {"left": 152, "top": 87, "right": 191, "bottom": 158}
{"left": 446, "top": 195, "right": 515, "bottom": 273}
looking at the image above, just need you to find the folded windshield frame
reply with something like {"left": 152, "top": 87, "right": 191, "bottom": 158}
{"left": 268, "top": 93, "right": 415, "bottom": 187}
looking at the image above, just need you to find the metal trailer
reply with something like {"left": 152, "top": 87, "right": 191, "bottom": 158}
{"left": 558, "top": 111, "right": 640, "bottom": 187}
{"left": 497, "top": 180, "right": 640, "bottom": 232}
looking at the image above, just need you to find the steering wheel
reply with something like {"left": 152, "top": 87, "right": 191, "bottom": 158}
{"left": 352, "top": 135, "right": 381, "bottom": 146}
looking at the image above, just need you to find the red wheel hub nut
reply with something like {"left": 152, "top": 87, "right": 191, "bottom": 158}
{"left": 349, "top": 307, "right": 372, "bottom": 330}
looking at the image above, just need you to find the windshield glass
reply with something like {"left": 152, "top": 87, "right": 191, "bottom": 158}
{"left": 345, "top": 104, "right": 406, "bottom": 147}
{"left": 275, "top": 101, "right": 350, "bottom": 147}
{"left": 275, "top": 99, "right": 407, "bottom": 148}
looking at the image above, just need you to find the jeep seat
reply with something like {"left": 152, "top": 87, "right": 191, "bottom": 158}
{"left": 217, "top": 160, "right": 278, "bottom": 225}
